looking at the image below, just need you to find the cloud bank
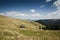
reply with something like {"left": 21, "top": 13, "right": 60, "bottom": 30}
{"left": 45, "top": 0, "right": 52, "bottom": 2}
{"left": 47, "top": 0, "right": 60, "bottom": 19}
{"left": 30, "top": 9, "right": 36, "bottom": 13}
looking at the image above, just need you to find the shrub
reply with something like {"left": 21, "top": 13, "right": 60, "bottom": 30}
{"left": 20, "top": 24, "right": 25, "bottom": 28}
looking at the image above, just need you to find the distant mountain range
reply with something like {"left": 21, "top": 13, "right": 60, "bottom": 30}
{"left": 35, "top": 19, "right": 60, "bottom": 30}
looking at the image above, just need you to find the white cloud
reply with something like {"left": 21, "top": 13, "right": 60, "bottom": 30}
{"left": 40, "top": 5, "right": 44, "bottom": 8}
{"left": 35, "top": 14, "right": 40, "bottom": 16}
{"left": 0, "top": 13, "right": 5, "bottom": 15}
{"left": 46, "top": 0, "right": 60, "bottom": 19}
{"left": 0, "top": 11, "right": 42, "bottom": 20}
{"left": 16, "top": 14, "right": 25, "bottom": 16}
{"left": 31, "top": 14, "right": 40, "bottom": 16}
{"left": 46, "top": 0, "right": 52, "bottom": 2}
{"left": 47, "top": 12, "right": 57, "bottom": 16}
{"left": 54, "top": 0, "right": 60, "bottom": 10}
{"left": 0, "top": 10, "right": 60, "bottom": 20}
{"left": 30, "top": 9, "right": 36, "bottom": 13}
{"left": 41, "top": 0, "right": 60, "bottom": 19}
{"left": 4, "top": 11, "right": 25, "bottom": 17}
{"left": 2, "top": 11, "right": 41, "bottom": 17}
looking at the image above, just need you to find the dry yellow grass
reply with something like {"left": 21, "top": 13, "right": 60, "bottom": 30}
{"left": 0, "top": 15, "right": 60, "bottom": 40}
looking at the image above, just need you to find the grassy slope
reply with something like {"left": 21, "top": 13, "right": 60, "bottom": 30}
{"left": 0, "top": 15, "right": 43, "bottom": 29}
{"left": 0, "top": 15, "right": 60, "bottom": 40}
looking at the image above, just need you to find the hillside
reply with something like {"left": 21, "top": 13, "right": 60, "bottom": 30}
{"left": 0, "top": 15, "right": 44, "bottom": 29}
{"left": 0, "top": 15, "right": 60, "bottom": 40}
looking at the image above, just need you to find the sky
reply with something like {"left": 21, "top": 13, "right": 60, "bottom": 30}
{"left": 0, "top": 0, "right": 60, "bottom": 20}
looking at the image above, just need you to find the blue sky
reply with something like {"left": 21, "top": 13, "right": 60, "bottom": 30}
{"left": 0, "top": 0, "right": 60, "bottom": 20}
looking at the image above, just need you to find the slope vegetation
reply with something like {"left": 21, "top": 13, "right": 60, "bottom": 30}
{"left": 0, "top": 15, "right": 60, "bottom": 40}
